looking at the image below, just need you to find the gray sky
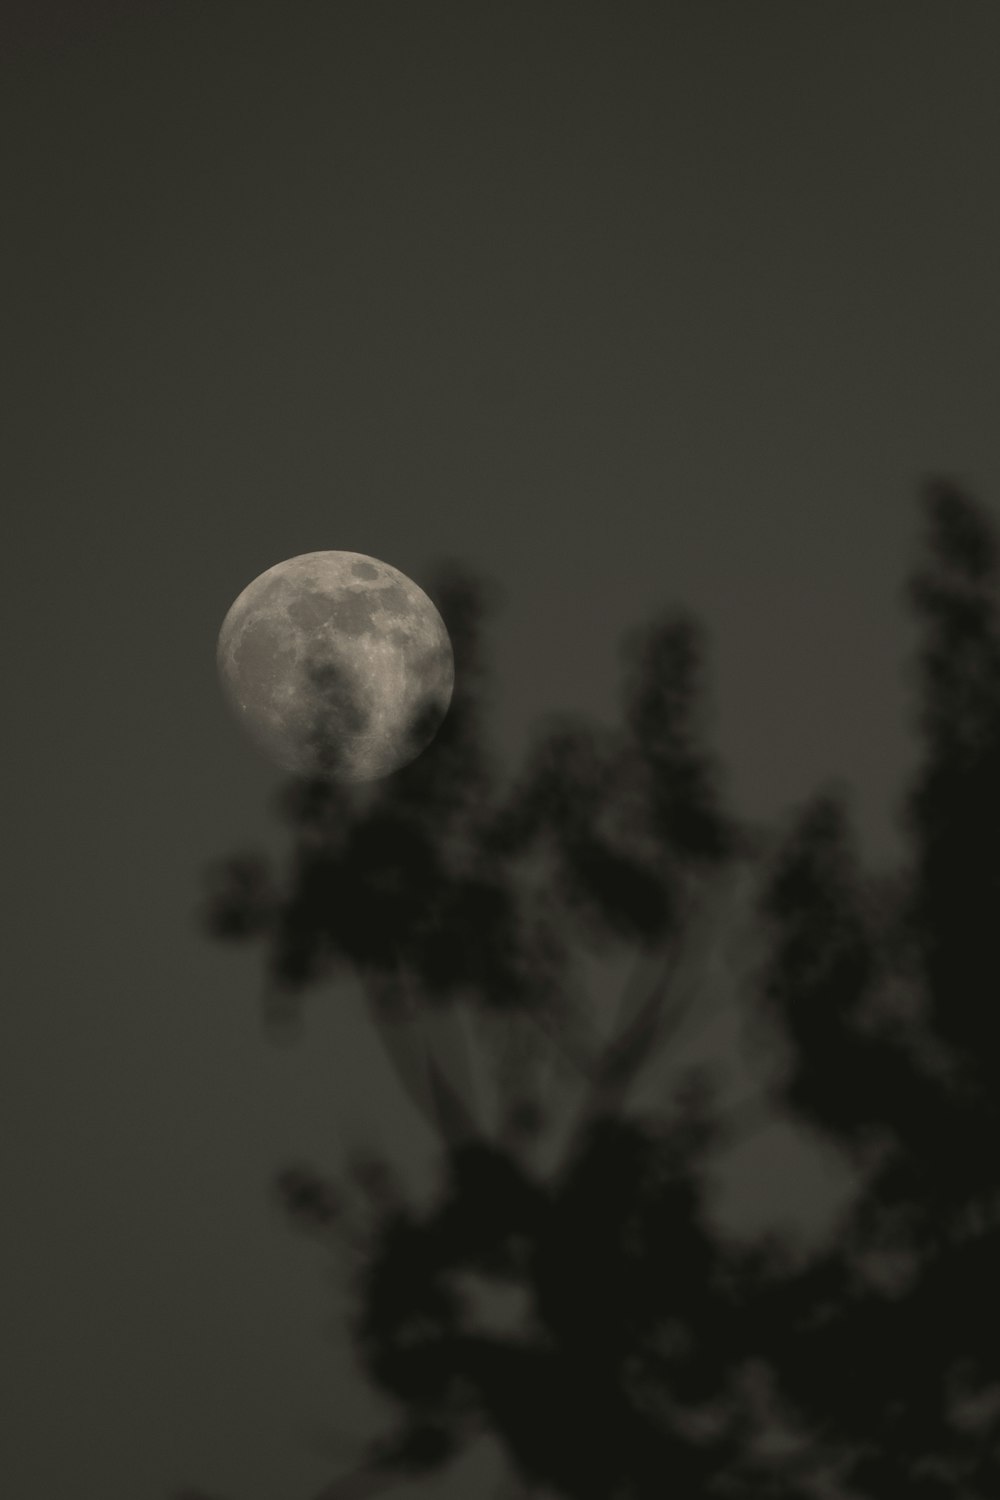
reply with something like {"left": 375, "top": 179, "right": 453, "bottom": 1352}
{"left": 5, "top": 4, "right": 1000, "bottom": 1497}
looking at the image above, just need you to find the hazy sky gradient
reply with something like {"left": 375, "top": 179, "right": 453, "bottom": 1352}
{"left": 5, "top": 5, "right": 1000, "bottom": 1497}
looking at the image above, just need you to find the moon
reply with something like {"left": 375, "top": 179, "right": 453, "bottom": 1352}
{"left": 216, "top": 551, "right": 454, "bottom": 781}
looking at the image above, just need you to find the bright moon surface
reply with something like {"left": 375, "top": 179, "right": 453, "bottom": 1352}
{"left": 216, "top": 551, "right": 454, "bottom": 780}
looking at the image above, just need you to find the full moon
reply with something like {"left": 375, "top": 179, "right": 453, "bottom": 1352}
{"left": 216, "top": 551, "right": 454, "bottom": 781}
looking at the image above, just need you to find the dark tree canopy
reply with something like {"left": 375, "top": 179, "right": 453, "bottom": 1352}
{"left": 194, "top": 484, "right": 1000, "bottom": 1500}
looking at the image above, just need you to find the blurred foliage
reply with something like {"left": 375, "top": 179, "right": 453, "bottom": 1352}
{"left": 193, "top": 484, "right": 1000, "bottom": 1500}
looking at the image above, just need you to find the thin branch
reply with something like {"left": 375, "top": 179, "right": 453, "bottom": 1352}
{"left": 604, "top": 862, "right": 756, "bottom": 1109}
{"left": 580, "top": 881, "right": 711, "bottom": 1118}
{"left": 361, "top": 958, "right": 483, "bottom": 1146}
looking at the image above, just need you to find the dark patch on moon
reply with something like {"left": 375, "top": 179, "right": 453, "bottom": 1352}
{"left": 374, "top": 583, "right": 408, "bottom": 617}
{"left": 332, "top": 589, "right": 379, "bottom": 637}
{"left": 352, "top": 560, "right": 379, "bottom": 580}
{"left": 287, "top": 590, "right": 334, "bottom": 630}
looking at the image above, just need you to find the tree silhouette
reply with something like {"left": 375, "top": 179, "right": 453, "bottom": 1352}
{"left": 192, "top": 483, "right": 1000, "bottom": 1499}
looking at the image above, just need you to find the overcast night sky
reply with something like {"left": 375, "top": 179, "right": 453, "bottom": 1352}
{"left": 5, "top": 4, "right": 1000, "bottom": 1498}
